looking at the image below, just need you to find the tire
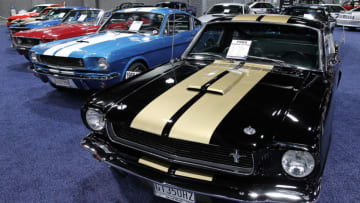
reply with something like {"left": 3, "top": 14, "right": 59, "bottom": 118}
{"left": 125, "top": 62, "right": 147, "bottom": 80}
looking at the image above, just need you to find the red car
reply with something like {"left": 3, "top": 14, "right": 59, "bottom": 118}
{"left": 7, "top": 4, "right": 64, "bottom": 27}
{"left": 343, "top": 1, "right": 360, "bottom": 10}
{"left": 12, "top": 8, "right": 106, "bottom": 60}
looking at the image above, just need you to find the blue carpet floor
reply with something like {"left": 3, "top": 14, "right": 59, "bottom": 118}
{"left": 0, "top": 25, "right": 359, "bottom": 203}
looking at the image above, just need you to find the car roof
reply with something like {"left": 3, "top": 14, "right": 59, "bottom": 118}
{"left": 213, "top": 3, "right": 246, "bottom": 6}
{"left": 286, "top": 4, "right": 327, "bottom": 9}
{"left": 115, "top": 7, "right": 189, "bottom": 15}
{"left": 55, "top": 7, "right": 91, "bottom": 10}
{"left": 231, "top": 14, "right": 324, "bottom": 30}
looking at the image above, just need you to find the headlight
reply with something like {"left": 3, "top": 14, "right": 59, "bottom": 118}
{"left": 281, "top": 150, "right": 315, "bottom": 178}
{"left": 85, "top": 108, "right": 105, "bottom": 131}
{"left": 30, "top": 52, "right": 38, "bottom": 62}
{"left": 16, "top": 38, "right": 23, "bottom": 44}
{"left": 98, "top": 58, "right": 109, "bottom": 70}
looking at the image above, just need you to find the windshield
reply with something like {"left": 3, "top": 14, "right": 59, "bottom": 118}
{"left": 45, "top": 9, "right": 71, "bottom": 20}
{"left": 282, "top": 8, "right": 327, "bottom": 21}
{"left": 207, "top": 5, "right": 244, "bottom": 15}
{"left": 101, "top": 12, "right": 164, "bottom": 34}
{"left": 156, "top": 3, "right": 184, "bottom": 9}
{"left": 327, "top": 6, "right": 345, "bottom": 12}
{"left": 28, "top": 6, "right": 47, "bottom": 13}
{"left": 62, "top": 10, "right": 102, "bottom": 25}
{"left": 187, "top": 23, "right": 320, "bottom": 70}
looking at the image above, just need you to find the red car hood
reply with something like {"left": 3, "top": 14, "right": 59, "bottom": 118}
{"left": 8, "top": 12, "right": 39, "bottom": 20}
{"left": 13, "top": 23, "right": 100, "bottom": 40}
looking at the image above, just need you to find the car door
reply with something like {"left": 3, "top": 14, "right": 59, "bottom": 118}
{"left": 161, "top": 13, "right": 195, "bottom": 61}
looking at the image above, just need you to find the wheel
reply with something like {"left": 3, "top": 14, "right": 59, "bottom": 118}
{"left": 125, "top": 62, "right": 147, "bottom": 80}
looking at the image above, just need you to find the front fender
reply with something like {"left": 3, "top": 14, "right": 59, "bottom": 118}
{"left": 121, "top": 56, "right": 150, "bottom": 80}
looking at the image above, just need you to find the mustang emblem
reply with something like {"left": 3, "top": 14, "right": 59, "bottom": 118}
{"left": 229, "top": 149, "right": 246, "bottom": 163}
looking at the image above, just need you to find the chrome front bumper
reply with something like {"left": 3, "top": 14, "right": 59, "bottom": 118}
{"left": 81, "top": 133, "right": 321, "bottom": 203}
{"left": 336, "top": 19, "right": 360, "bottom": 27}
{"left": 31, "top": 65, "right": 121, "bottom": 81}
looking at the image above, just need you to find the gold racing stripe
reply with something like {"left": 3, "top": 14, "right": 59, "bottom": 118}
{"left": 175, "top": 168, "right": 213, "bottom": 182}
{"left": 138, "top": 157, "right": 170, "bottom": 173}
{"left": 130, "top": 60, "right": 239, "bottom": 135}
{"left": 260, "top": 15, "right": 291, "bottom": 23}
{"left": 169, "top": 63, "right": 273, "bottom": 144}
{"left": 232, "top": 14, "right": 262, "bottom": 21}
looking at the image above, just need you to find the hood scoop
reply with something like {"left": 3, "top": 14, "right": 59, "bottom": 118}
{"left": 76, "top": 40, "right": 90, "bottom": 43}
{"left": 188, "top": 71, "right": 244, "bottom": 95}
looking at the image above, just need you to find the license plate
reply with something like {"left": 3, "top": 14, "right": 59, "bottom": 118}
{"left": 49, "top": 76, "right": 76, "bottom": 88}
{"left": 153, "top": 183, "right": 195, "bottom": 203}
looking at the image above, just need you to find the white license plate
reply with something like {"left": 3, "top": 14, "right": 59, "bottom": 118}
{"left": 49, "top": 76, "right": 77, "bottom": 88}
{"left": 52, "top": 77, "right": 71, "bottom": 87}
{"left": 153, "top": 183, "right": 195, "bottom": 203}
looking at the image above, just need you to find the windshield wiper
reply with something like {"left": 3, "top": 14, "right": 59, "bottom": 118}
{"left": 188, "top": 52, "right": 226, "bottom": 60}
{"left": 247, "top": 55, "right": 296, "bottom": 68}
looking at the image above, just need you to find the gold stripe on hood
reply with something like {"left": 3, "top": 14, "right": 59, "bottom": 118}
{"left": 169, "top": 63, "right": 273, "bottom": 144}
{"left": 260, "top": 15, "right": 291, "bottom": 23}
{"left": 130, "top": 60, "right": 239, "bottom": 135}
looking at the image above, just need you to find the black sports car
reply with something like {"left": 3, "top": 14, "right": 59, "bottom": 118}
{"left": 81, "top": 15, "right": 341, "bottom": 202}
{"left": 281, "top": 5, "right": 337, "bottom": 32}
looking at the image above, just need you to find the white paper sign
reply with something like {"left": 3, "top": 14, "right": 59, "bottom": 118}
{"left": 224, "top": 9, "right": 231, "bottom": 13}
{"left": 78, "top": 14, "right": 88, "bottom": 22}
{"left": 226, "top": 40, "right": 252, "bottom": 59}
{"left": 58, "top": 13, "right": 66, "bottom": 18}
{"left": 129, "top": 21, "right": 143, "bottom": 31}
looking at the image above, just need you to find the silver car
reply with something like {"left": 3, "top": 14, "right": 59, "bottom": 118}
{"left": 199, "top": 3, "right": 254, "bottom": 23}
{"left": 248, "top": 2, "right": 275, "bottom": 14}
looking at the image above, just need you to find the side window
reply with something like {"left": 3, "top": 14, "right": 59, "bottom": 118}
{"left": 164, "top": 14, "right": 191, "bottom": 35}
{"left": 253, "top": 3, "right": 261, "bottom": 8}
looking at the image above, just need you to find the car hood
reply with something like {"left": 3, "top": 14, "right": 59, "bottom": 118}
{"left": 13, "top": 23, "right": 99, "bottom": 39}
{"left": 12, "top": 19, "right": 62, "bottom": 29}
{"left": 33, "top": 31, "right": 157, "bottom": 59}
{"left": 8, "top": 12, "right": 36, "bottom": 20}
{"left": 99, "top": 61, "right": 324, "bottom": 149}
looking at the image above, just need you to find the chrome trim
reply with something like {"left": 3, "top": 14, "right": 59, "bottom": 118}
{"left": 106, "top": 122, "right": 254, "bottom": 176}
{"left": 32, "top": 66, "right": 121, "bottom": 80}
{"left": 81, "top": 133, "right": 314, "bottom": 203}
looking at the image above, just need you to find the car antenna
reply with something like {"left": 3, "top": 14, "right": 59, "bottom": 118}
{"left": 170, "top": 13, "right": 175, "bottom": 65}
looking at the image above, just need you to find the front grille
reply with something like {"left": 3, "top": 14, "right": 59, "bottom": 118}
{"left": 13, "top": 37, "right": 40, "bottom": 47}
{"left": 109, "top": 122, "right": 254, "bottom": 175}
{"left": 9, "top": 27, "right": 30, "bottom": 35}
{"left": 38, "top": 55, "right": 85, "bottom": 68}
{"left": 339, "top": 15, "right": 354, "bottom": 20}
